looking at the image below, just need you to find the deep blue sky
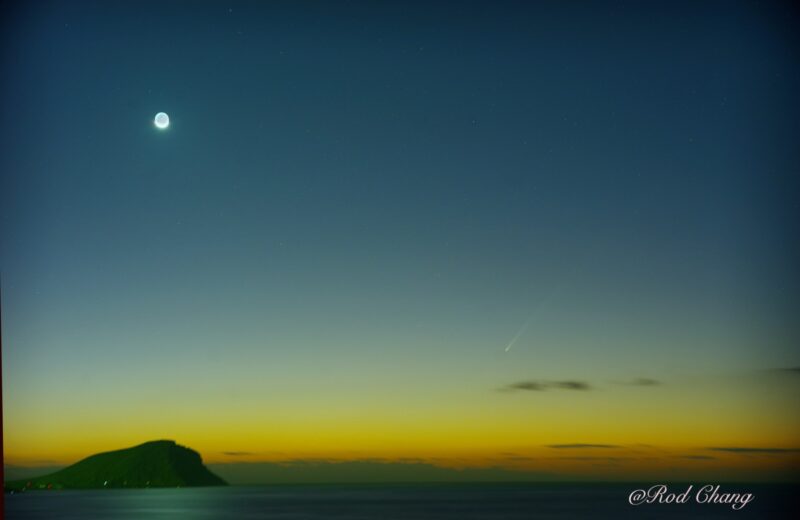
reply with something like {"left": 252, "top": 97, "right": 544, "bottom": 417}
{"left": 1, "top": 1, "right": 799, "bottom": 467}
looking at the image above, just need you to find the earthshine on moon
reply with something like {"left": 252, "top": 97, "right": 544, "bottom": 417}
{"left": 154, "top": 112, "right": 170, "bottom": 129}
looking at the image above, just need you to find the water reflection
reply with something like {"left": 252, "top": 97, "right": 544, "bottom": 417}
{"left": 5, "top": 484, "right": 793, "bottom": 519}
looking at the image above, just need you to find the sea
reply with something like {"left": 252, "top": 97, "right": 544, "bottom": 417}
{"left": 4, "top": 483, "right": 797, "bottom": 519}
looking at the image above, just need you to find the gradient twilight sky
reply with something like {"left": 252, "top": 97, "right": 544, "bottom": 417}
{"left": 2, "top": 1, "right": 799, "bottom": 481}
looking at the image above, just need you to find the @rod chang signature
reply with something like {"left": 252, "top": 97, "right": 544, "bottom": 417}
{"left": 628, "top": 484, "right": 754, "bottom": 510}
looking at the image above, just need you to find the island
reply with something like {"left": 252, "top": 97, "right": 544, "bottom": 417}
{"left": 4, "top": 440, "right": 227, "bottom": 491}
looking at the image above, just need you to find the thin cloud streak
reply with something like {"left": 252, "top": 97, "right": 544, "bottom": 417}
{"left": 706, "top": 447, "right": 800, "bottom": 454}
{"left": 547, "top": 444, "right": 620, "bottom": 449}
{"left": 501, "top": 381, "right": 592, "bottom": 392}
{"left": 616, "top": 378, "right": 662, "bottom": 386}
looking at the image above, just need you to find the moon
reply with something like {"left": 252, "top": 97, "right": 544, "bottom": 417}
{"left": 154, "top": 112, "right": 170, "bottom": 129}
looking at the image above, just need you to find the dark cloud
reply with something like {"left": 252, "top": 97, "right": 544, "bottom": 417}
{"left": 547, "top": 444, "right": 620, "bottom": 449}
{"left": 223, "top": 451, "right": 254, "bottom": 456}
{"left": 501, "top": 380, "right": 591, "bottom": 392}
{"left": 551, "top": 381, "right": 591, "bottom": 390}
{"left": 505, "top": 381, "right": 547, "bottom": 391}
{"left": 558, "top": 456, "right": 631, "bottom": 461}
{"left": 678, "top": 455, "right": 716, "bottom": 460}
{"left": 617, "top": 378, "right": 661, "bottom": 386}
{"left": 706, "top": 447, "right": 800, "bottom": 454}
{"left": 759, "top": 367, "right": 800, "bottom": 378}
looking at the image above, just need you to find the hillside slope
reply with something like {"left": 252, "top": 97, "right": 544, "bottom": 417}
{"left": 5, "top": 440, "right": 226, "bottom": 491}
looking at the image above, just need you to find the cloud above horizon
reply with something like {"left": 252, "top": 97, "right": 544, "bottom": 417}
{"left": 500, "top": 381, "right": 592, "bottom": 392}
{"left": 616, "top": 378, "right": 662, "bottom": 386}
{"left": 500, "top": 377, "right": 663, "bottom": 393}
{"left": 547, "top": 444, "right": 620, "bottom": 449}
{"left": 706, "top": 447, "right": 800, "bottom": 454}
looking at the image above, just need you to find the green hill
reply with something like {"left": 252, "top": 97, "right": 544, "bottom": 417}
{"left": 4, "top": 440, "right": 227, "bottom": 491}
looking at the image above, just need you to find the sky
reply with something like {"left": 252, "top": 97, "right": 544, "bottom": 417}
{"left": 1, "top": 0, "right": 799, "bottom": 482}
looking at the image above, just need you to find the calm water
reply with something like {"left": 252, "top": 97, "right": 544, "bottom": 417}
{"left": 5, "top": 483, "right": 796, "bottom": 519}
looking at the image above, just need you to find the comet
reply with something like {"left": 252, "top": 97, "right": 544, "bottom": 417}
{"left": 504, "top": 315, "right": 534, "bottom": 352}
{"left": 503, "top": 281, "right": 569, "bottom": 352}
